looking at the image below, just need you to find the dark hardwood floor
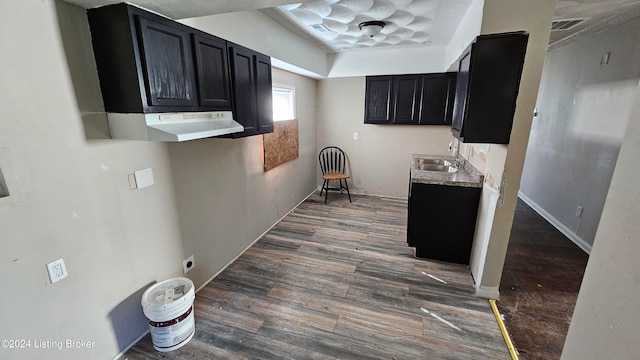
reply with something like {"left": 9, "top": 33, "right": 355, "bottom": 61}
{"left": 497, "top": 198, "right": 589, "bottom": 360}
{"left": 121, "top": 193, "right": 509, "bottom": 359}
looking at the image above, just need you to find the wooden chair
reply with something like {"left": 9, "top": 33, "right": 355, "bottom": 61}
{"left": 318, "top": 146, "right": 352, "bottom": 204}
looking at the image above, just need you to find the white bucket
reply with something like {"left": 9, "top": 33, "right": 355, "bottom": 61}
{"left": 141, "top": 277, "right": 196, "bottom": 352}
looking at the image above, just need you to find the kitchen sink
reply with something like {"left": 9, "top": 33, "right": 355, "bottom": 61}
{"left": 415, "top": 164, "right": 458, "bottom": 173}
{"left": 414, "top": 158, "right": 453, "bottom": 166}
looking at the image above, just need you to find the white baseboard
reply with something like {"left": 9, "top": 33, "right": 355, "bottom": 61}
{"left": 518, "top": 192, "right": 592, "bottom": 255}
{"left": 111, "top": 330, "right": 149, "bottom": 360}
{"left": 115, "top": 190, "right": 317, "bottom": 359}
{"left": 195, "top": 189, "right": 317, "bottom": 293}
{"left": 475, "top": 286, "right": 500, "bottom": 299}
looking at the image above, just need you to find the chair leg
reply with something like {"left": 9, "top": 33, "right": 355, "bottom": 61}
{"left": 343, "top": 179, "right": 352, "bottom": 203}
{"left": 320, "top": 179, "right": 326, "bottom": 196}
{"left": 324, "top": 181, "right": 329, "bottom": 204}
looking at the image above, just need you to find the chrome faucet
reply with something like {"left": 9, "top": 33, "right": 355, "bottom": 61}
{"left": 448, "top": 140, "right": 460, "bottom": 169}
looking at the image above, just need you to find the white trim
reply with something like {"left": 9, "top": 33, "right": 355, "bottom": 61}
{"left": 194, "top": 189, "right": 316, "bottom": 293}
{"left": 518, "top": 191, "right": 592, "bottom": 255}
{"left": 114, "top": 190, "right": 316, "bottom": 359}
{"left": 475, "top": 286, "right": 500, "bottom": 299}
{"left": 272, "top": 84, "right": 296, "bottom": 122}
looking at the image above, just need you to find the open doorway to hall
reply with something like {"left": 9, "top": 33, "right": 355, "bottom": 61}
{"left": 495, "top": 8, "right": 640, "bottom": 359}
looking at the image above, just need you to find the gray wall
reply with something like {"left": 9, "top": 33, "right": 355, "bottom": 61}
{"left": 519, "top": 18, "right": 640, "bottom": 251}
{"left": 561, "top": 81, "right": 640, "bottom": 360}
{"left": 316, "top": 77, "right": 455, "bottom": 198}
{"left": 0, "top": 1, "right": 317, "bottom": 359}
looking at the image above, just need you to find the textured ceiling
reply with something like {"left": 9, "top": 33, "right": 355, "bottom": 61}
{"left": 275, "top": 0, "right": 472, "bottom": 52}
{"left": 63, "top": 0, "right": 640, "bottom": 53}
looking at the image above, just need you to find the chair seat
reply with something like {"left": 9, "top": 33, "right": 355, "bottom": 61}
{"left": 322, "top": 173, "right": 350, "bottom": 180}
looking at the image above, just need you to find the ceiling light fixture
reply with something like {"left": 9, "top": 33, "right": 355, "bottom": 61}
{"left": 358, "top": 21, "right": 385, "bottom": 37}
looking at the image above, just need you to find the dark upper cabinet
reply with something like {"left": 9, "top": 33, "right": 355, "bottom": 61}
{"left": 451, "top": 31, "right": 529, "bottom": 144}
{"left": 227, "top": 43, "right": 273, "bottom": 137}
{"left": 393, "top": 75, "right": 422, "bottom": 124}
{"left": 192, "top": 32, "right": 232, "bottom": 110}
{"left": 255, "top": 54, "right": 274, "bottom": 134}
{"left": 364, "top": 76, "right": 393, "bottom": 123}
{"left": 364, "top": 73, "right": 456, "bottom": 125}
{"left": 87, "top": 3, "right": 231, "bottom": 113}
{"left": 420, "top": 73, "right": 456, "bottom": 125}
{"left": 137, "top": 16, "right": 197, "bottom": 108}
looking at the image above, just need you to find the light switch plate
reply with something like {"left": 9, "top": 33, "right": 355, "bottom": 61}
{"left": 134, "top": 168, "right": 154, "bottom": 189}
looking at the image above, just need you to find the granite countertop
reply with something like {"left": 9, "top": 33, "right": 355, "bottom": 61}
{"left": 410, "top": 154, "right": 484, "bottom": 188}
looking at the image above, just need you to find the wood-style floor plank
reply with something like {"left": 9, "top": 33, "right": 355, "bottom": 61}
{"left": 119, "top": 193, "right": 508, "bottom": 359}
{"left": 497, "top": 199, "right": 588, "bottom": 360}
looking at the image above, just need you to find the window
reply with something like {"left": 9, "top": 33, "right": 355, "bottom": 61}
{"left": 272, "top": 85, "right": 295, "bottom": 122}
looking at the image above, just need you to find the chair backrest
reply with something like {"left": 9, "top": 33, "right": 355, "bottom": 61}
{"left": 319, "top": 146, "right": 347, "bottom": 175}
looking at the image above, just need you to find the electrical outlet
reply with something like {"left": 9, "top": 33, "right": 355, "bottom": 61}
{"left": 576, "top": 206, "right": 584, "bottom": 218}
{"left": 46, "top": 258, "right": 68, "bottom": 284}
{"left": 183, "top": 255, "right": 194, "bottom": 274}
{"left": 353, "top": 132, "right": 359, "bottom": 140}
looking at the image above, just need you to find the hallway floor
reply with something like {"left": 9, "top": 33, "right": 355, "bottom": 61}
{"left": 496, "top": 198, "right": 589, "bottom": 359}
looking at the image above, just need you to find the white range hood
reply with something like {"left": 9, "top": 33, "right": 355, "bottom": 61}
{"left": 107, "top": 111, "right": 243, "bottom": 142}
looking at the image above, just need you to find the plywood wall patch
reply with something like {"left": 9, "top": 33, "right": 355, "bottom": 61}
{"left": 263, "top": 120, "right": 299, "bottom": 172}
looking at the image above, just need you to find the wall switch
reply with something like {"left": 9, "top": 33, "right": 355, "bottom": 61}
{"left": 134, "top": 168, "right": 154, "bottom": 189}
{"left": 46, "top": 258, "right": 68, "bottom": 284}
{"left": 353, "top": 132, "right": 359, "bottom": 140}
{"left": 128, "top": 174, "right": 137, "bottom": 190}
{"left": 576, "top": 206, "right": 584, "bottom": 218}
{"left": 183, "top": 255, "right": 195, "bottom": 274}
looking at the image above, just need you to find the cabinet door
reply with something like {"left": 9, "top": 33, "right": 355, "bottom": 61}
{"left": 255, "top": 54, "right": 274, "bottom": 134}
{"left": 451, "top": 51, "right": 471, "bottom": 136}
{"left": 364, "top": 76, "right": 393, "bottom": 123}
{"left": 419, "top": 73, "right": 456, "bottom": 125}
{"left": 229, "top": 45, "right": 258, "bottom": 135}
{"left": 137, "top": 16, "right": 197, "bottom": 108}
{"left": 393, "top": 75, "right": 422, "bottom": 124}
{"left": 407, "top": 182, "right": 480, "bottom": 264}
{"left": 451, "top": 32, "right": 528, "bottom": 144}
{"left": 192, "top": 34, "right": 231, "bottom": 110}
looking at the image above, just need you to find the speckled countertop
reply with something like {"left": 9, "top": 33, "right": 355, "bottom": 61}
{"left": 410, "top": 154, "right": 484, "bottom": 188}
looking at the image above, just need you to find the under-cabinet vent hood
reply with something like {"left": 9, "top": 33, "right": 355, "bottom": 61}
{"left": 107, "top": 111, "right": 243, "bottom": 142}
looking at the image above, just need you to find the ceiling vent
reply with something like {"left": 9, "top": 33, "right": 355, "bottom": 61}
{"left": 551, "top": 18, "right": 588, "bottom": 31}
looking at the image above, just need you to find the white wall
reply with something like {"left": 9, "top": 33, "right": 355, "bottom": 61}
{"left": 0, "top": 1, "right": 317, "bottom": 359}
{"left": 560, "top": 79, "right": 640, "bottom": 360}
{"left": 181, "top": 10, "right": 329, "bottom": 78}
{"left": 327, "top": 45, "right": 448, "bottom": 77}
{"left": 466, "top": 0, "right": 555, "bottom": 297}
{"left": 0, "top": 2, "right": 182, "bottom": 359}
{"left": 519, "top": 18, "right": 640, "bottom": 252}
{"left": 167, "top": 67, "right": 318, "bottom": 288}
{"left": 316, "top": 77, "right": 454, "bottom": 197}
{"left": 445, "top": 0, "right": 484, "bottom": 70}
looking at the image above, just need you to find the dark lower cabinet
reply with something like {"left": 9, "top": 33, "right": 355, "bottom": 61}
{"left": 227, "top": 43, "right": 273, "bottom": 138}
{"left": 364, "top": 73, "right": 456, "bottom": 125}
{"left": 407, "top": 182, "right": 481, "bottom": 265}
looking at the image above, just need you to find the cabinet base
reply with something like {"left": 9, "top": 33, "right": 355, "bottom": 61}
{"left": 415, "top": 246, "right": 470, "bottom": 265}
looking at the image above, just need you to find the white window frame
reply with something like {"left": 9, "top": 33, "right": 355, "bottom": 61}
{"left": 272, "top": 84, "right": 296, "bottom": 122}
